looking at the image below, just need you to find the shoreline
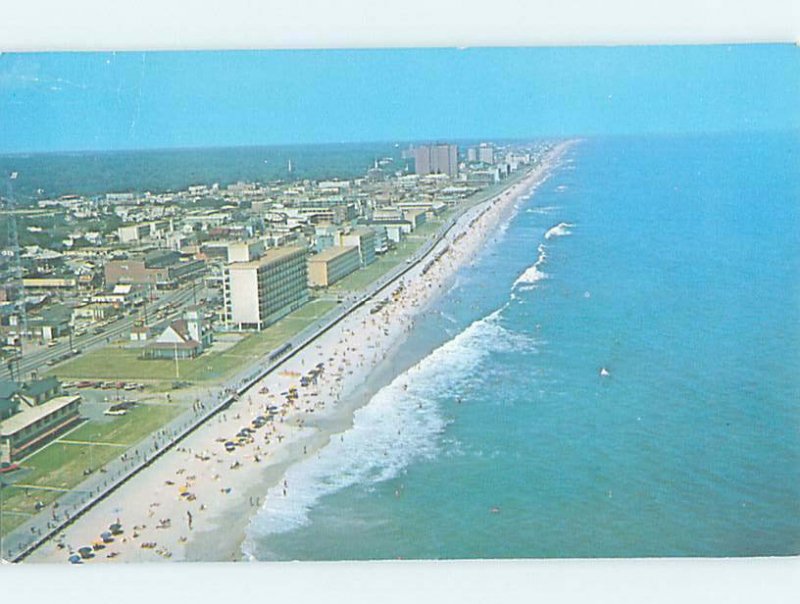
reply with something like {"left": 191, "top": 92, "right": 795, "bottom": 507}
{"left": 26, "top": 142, "right": 572, "bottom": 564}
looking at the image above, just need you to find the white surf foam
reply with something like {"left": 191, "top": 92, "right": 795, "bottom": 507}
{"left": 513, "top": 221, "right": 575, "bottom": 290}
{"left": 544, "top": 222, "right": 575, "bottom": 240}
{"left": 526, "top": 206, "right": 561, "bottom": 215}
{"left": 243, "top": 309, "right": 528, "bottom": 554}
{"left": 513, "top": 243, "right": 549, "bottom": 288}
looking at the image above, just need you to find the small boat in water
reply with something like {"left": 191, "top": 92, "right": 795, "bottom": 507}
{"left": 600, "top": 367, "right": 610, "bottom": 377}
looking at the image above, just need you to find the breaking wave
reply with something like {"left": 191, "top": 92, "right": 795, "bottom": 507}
{"left": 243, "top": 308, "right": 530, "bottom": 557}
{"left": 513, "top": 243, "right": 548, "bottom": 289}
{"left": 544, "top": 222, "right": 575, "bottom": 240}
{"left": 526, "top": 206, "right": 561, "bottom": 215}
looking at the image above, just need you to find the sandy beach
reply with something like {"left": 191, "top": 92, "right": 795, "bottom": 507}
{"left": 26, "top": 143, "right": 570, "bottom": 564}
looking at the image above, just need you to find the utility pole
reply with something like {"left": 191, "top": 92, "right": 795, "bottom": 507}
{"left": 0, "top": 475, "right": 5, "bottom": 561}
{"left": 5, "top": 173, "right": 28, "bottom": 355}
{"left": 143, "top": 283, "right": 149, "bottom": 325}
{"left": 174, "top": 342, "right": 180, "bottom": 380}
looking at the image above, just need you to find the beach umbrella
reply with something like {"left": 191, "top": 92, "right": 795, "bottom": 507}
{"left": 109, "top": 523, "right": 123, "bottom": 535}
{"left": 68, "top": 554, "right": 82, "bottom": 564}
{"left": 100, "top": 531, "right": 113, "bottom": 543}
{"left": 78, "top": 546, "right": 94, "bottom": 559}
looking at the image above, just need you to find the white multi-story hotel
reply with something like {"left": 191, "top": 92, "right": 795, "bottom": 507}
{"left": 223, "top": 246, "right": 309, "bottom": 330}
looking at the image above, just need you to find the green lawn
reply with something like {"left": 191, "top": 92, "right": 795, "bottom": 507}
{"left": 199, "top": 298, "right": 338, "bottom": 378}
{"left": 13, "top": 442, "right": 124, "bottom": 490}
{"left": 0, "top": 443, "right": 122, "bottom": 534}
{"left": 66, "top": 403, "right": 183, "bottom": 446}
{"left": 327, "top": 222, "right": 443, "bottom": 293}
{"left": 0, "top": 497, "right": 33, "bottom": 536}
{"left": 48, "top": 298, "right": 338, "bottom": 383}
{"left": 0, "top": 403, "right": 184, "bottom": 537}
{"left": 410, "top": 217, "right": 446, "bottom": 239}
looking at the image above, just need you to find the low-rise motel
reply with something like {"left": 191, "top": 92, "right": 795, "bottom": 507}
{"left": 0, "top": 378, "right": 81, "bottom": 464}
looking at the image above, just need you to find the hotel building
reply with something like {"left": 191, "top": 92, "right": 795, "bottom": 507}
{"left": 413, "top": 144, "right": 459, "bottom": 178}
{"left": 223, "top": 246, "right": 309, "bottom": 330}
{"left": 307, "top": 246, "right": 361, "bottom": 288}
{"left": 338, "top": 228, "right": 377, "bottom": 266}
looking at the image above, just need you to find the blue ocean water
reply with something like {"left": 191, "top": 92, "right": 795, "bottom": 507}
{"left": 246, "top": 133, "right": 800, "bottom": 559}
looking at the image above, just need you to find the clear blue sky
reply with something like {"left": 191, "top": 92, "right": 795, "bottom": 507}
{"left": 1, "top": 45, "right": 798, "bottom": 153}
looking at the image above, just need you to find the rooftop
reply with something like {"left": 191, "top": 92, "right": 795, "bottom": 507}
{"left": 0, "top": 395, "right": 81, "bottom": 437}
{"left": 227, "top": 246, "right": 305, "bottom": 270}
{"left": 0, "top": 380, "right": 20, "bottom": 401}
{"left": 21, "top": 376, "right": 61, "bottom": 399}
{"left": 28, "top": 304, "right": 72, "bottom": 326}
{"left": 345, "top": 228, "right": 375, "bottom": 237}
{"left": 309, "top": 245, "right": 359, "bottom": 263}
{"left": 144, "top": 250, "right": 181, "bottom": 268}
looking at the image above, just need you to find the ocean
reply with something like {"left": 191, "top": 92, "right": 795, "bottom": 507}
{"left": 244, "top": 132, "right": 800, "bottom": 559}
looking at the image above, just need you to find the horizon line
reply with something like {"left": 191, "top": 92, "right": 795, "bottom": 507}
{"left": 2, "top": 127, "right": 797, "bottom": 158}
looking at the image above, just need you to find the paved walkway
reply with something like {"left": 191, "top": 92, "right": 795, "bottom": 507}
{"left": 59, "top": 440, "right": 130, "bottom": 448}
{"left": 9, "top": 484, "right": 80, "bottom": 493}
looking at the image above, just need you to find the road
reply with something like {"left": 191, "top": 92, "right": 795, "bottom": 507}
{"left": 2, "top": 284, "right": 202, "bottom": 381}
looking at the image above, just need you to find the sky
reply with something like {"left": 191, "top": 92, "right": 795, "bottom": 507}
{"left": 0, "top": 45, "right": 798, "bottom": 153}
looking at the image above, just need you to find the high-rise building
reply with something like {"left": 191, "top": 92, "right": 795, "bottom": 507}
{"left": 477, "top": 143, "right": 495, "bottom": 165}
{"left": 413, "top": 144, "right": 459, "bottom": 177}
{"left": 223, "top": 246, "right": 308, "bottom": 330}
{"left": 467, "top": 143, "right": 495, "bottom": 165}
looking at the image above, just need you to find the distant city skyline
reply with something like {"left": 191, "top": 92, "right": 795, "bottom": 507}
{"left": 1, "top": 45, "right": 798, "bottom": 154}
